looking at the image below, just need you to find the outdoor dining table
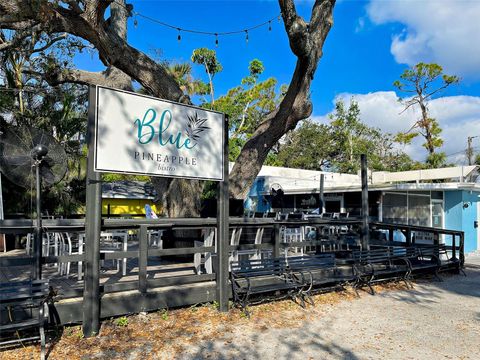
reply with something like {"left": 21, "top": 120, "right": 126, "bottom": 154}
{"left": 78, "top": 231, "right": 129, "bottom": 279}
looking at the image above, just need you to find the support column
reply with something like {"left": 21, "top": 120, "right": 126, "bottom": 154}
{"left": 360, "top": 154, "right": 370, "bottom": 250}
{"left": 216, "top": 116, "right": 229, "bottom": 312}
{"left": 138, "top": 225, "right": 148, "bottom": 294}
{"left": 33, "top": 165, "right": 42, "bottom": 280}
{"left": 319, "top": 174, "right": 325, "bottom": 214}
{"left": 273, "top": 223, "right": 281, "bottom": 258}
{"left": 83, "top": 86, "right": 102, "bottom": 337}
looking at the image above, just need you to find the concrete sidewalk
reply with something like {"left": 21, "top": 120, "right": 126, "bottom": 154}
{"left": 465, "top": 252, "right": 480, "bottom": 267}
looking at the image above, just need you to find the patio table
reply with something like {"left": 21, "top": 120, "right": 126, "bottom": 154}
{"left": 78, "top": 231, "right": 128, "bottom": 279}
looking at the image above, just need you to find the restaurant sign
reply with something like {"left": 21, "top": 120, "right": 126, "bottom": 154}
{"left": 94, "top": 86, "right": 225, "bottom": 181}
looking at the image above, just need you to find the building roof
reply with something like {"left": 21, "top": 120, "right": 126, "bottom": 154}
{"left": 102, "top": 181, "right": 156, "bottom": 200}
{"left": 250, "top": 165, "right": 479, "bottom": 195}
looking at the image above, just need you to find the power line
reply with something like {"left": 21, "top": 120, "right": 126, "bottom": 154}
{"left": 445, "top": 146, "right": 480, "bottom": 158}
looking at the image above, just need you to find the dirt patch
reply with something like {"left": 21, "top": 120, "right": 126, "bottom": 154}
{"left": 2, "top": 272, "right": 479, "bottom": 359}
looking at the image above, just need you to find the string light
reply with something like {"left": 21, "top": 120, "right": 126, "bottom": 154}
{"left": 113, "top": 1, "right": 279, "bottom": 45}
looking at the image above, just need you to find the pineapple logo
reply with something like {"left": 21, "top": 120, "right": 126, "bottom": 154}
{"left": 185, "top": 112, "right": 210, "bottom": 146}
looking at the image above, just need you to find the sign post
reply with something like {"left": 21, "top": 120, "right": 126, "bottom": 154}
{"left": 83, "top": 86, "right": 102, "bottom": 337}
{"left": 83, "top": 86, "right": 228, "bottom": 335}
{"left": 216, "top": 117, "right": 229, "bottom": 312}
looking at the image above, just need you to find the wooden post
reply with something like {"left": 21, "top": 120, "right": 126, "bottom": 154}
{"left": 83, "top": 86, "right": 102, "bottom": 337}
{"left": 406, "top": 228, "right": 412, "bottom": 246}
{"left": 319, "top": 174, "right": 325, "bottom": 213}
{"left": 451, "top": 234, "right": 457, "bottom": 260}
{"left": 360, "top": 154, "right": 370, "bottom": 250}
{"left": 459, "top": 232, "right": 465, "bottom": 267}
{"left": 216, "top": 116, "right": 229, "bottom": 312}
{"left": 138, "top": 225, "right": 148, "bottom": 294}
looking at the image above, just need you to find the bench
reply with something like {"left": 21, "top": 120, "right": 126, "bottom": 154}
{"left": 352, "top": 248, "right": 411, "bottom": 294}
{"left": 286, "top": 253, "right": 355, "bottom": 302}
{"left": 412, "top": 244, "right": 465, "bottom": 277}
{"left": 230, "top": 258, "right": 304, "bottom": 314}
{"left": 0, "top": 279, "right": 50, "bottom": 360}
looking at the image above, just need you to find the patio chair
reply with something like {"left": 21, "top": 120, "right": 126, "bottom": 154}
{"left": 148, "top": 230, "right": 163, "bottom": 248}
{"left": 99, "top": 233, "right": 121, "bottom": 273}
{"left": 194, "top": 228, "right": 216, "bottom": 274}
{"left": 56, "top": 232, "right": 81, "bottom": 277}
{"left": 263, "top": 212, "right": 278, "bottom": 219}
{"left": 235, "top": 226, "right": 265, "bottom": 262}
{"left": 282, "top": 226, "right": 305, "bottom": 256}
{"left": 228, "top": 227, "right": 244, "bottom": 264}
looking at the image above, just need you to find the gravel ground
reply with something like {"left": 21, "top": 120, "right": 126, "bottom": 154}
{"left": 179, "top": 269, "right": 480, "bottom": 360}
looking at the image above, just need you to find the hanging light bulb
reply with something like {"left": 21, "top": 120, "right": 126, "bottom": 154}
{"left": 245, "top": 30, "right": 249, "bottom": 44}
{"left": 215, "top": 33, "right": 219, "bottom": 47}
{"left": 268, "top": 21, "right": 272, "bottom": 32}
{"left": 134, "top": 17, "right": 138, "bottom": 29}
{"left": 177, "top": 28, "right": 181, "bottom": 43}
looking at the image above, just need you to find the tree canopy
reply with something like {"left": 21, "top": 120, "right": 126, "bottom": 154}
{"left": 276, "top": 100, "right": 415, "bottom": 173}
{"left": 212, "top": 58, "right": 284, "bottom": 162}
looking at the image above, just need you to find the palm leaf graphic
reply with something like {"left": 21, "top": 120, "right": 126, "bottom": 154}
{"left": 186, "top": 112, "right": 210, "bottom": 141}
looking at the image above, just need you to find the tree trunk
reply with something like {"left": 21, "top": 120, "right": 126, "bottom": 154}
{"left": 419, "top": 102, "right": 435, "bottom": 155}
{"left": 230, "top": 0, "right": 336, "bottom": 198}
{"left": 151, "top": 177, "right": 203, "bottom": 217}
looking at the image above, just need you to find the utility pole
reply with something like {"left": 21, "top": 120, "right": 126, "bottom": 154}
{"left": 467, "top": 135, "right": 479, "bottom": 165}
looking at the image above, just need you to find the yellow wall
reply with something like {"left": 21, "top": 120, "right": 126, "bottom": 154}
{"left": 102, "top": 199, "right": 161, "bottom": 216}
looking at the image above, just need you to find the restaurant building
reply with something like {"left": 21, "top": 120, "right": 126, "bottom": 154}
{"left": 245, "top": 165, "right": 480, "bottom": 253}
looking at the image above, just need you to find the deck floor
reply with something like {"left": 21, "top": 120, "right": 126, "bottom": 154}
{"left": 0, "top": 244, "right": 200, "bottom": 295}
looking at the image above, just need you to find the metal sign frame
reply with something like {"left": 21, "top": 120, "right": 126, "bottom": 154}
{"left": 92, "top": 85, "right": 225, "bottom": 181}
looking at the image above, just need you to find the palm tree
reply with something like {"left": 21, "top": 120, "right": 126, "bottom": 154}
{"left": 166, "top": 62, "right": 209, "bottom": 99}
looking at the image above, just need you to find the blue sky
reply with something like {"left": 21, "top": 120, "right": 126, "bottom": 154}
{"left": 77, "top": 0, "right": 480, "bottom": 163}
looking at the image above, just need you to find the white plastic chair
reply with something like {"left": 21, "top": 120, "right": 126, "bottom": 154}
{"left": 56, "top": 232, "right": 81, "bottom": 278}
{"left": 194, "top": 227, "right": 243, "bottom": 273}
{"left": 235, "top": 227, "right": 265, "bottom": 261}
{"left": 228, "top": 228, "right": 244, "bottom": 265}
{"left": 194, "top": 228, "right": 216, "bottom": 274}
{"left": 25, "top": 233, "right": 32, "bottom": 255}
{"left": 148, "top": 230, "right": 164, "bottom": 248}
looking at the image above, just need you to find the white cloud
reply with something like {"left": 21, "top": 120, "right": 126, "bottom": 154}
{"left": 312, "top": 91, "right": 480, "bottom": 163}
{"left": 366, "top": 0, "right": 480, "bottom": 78}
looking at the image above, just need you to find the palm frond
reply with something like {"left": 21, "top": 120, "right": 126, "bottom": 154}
{"left": 186, "top": 112, "right": 210, "bottom": 141}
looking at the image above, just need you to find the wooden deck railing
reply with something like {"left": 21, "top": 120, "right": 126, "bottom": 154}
{"left": 0, "top": 217, "right": 465, "bottom": 323}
